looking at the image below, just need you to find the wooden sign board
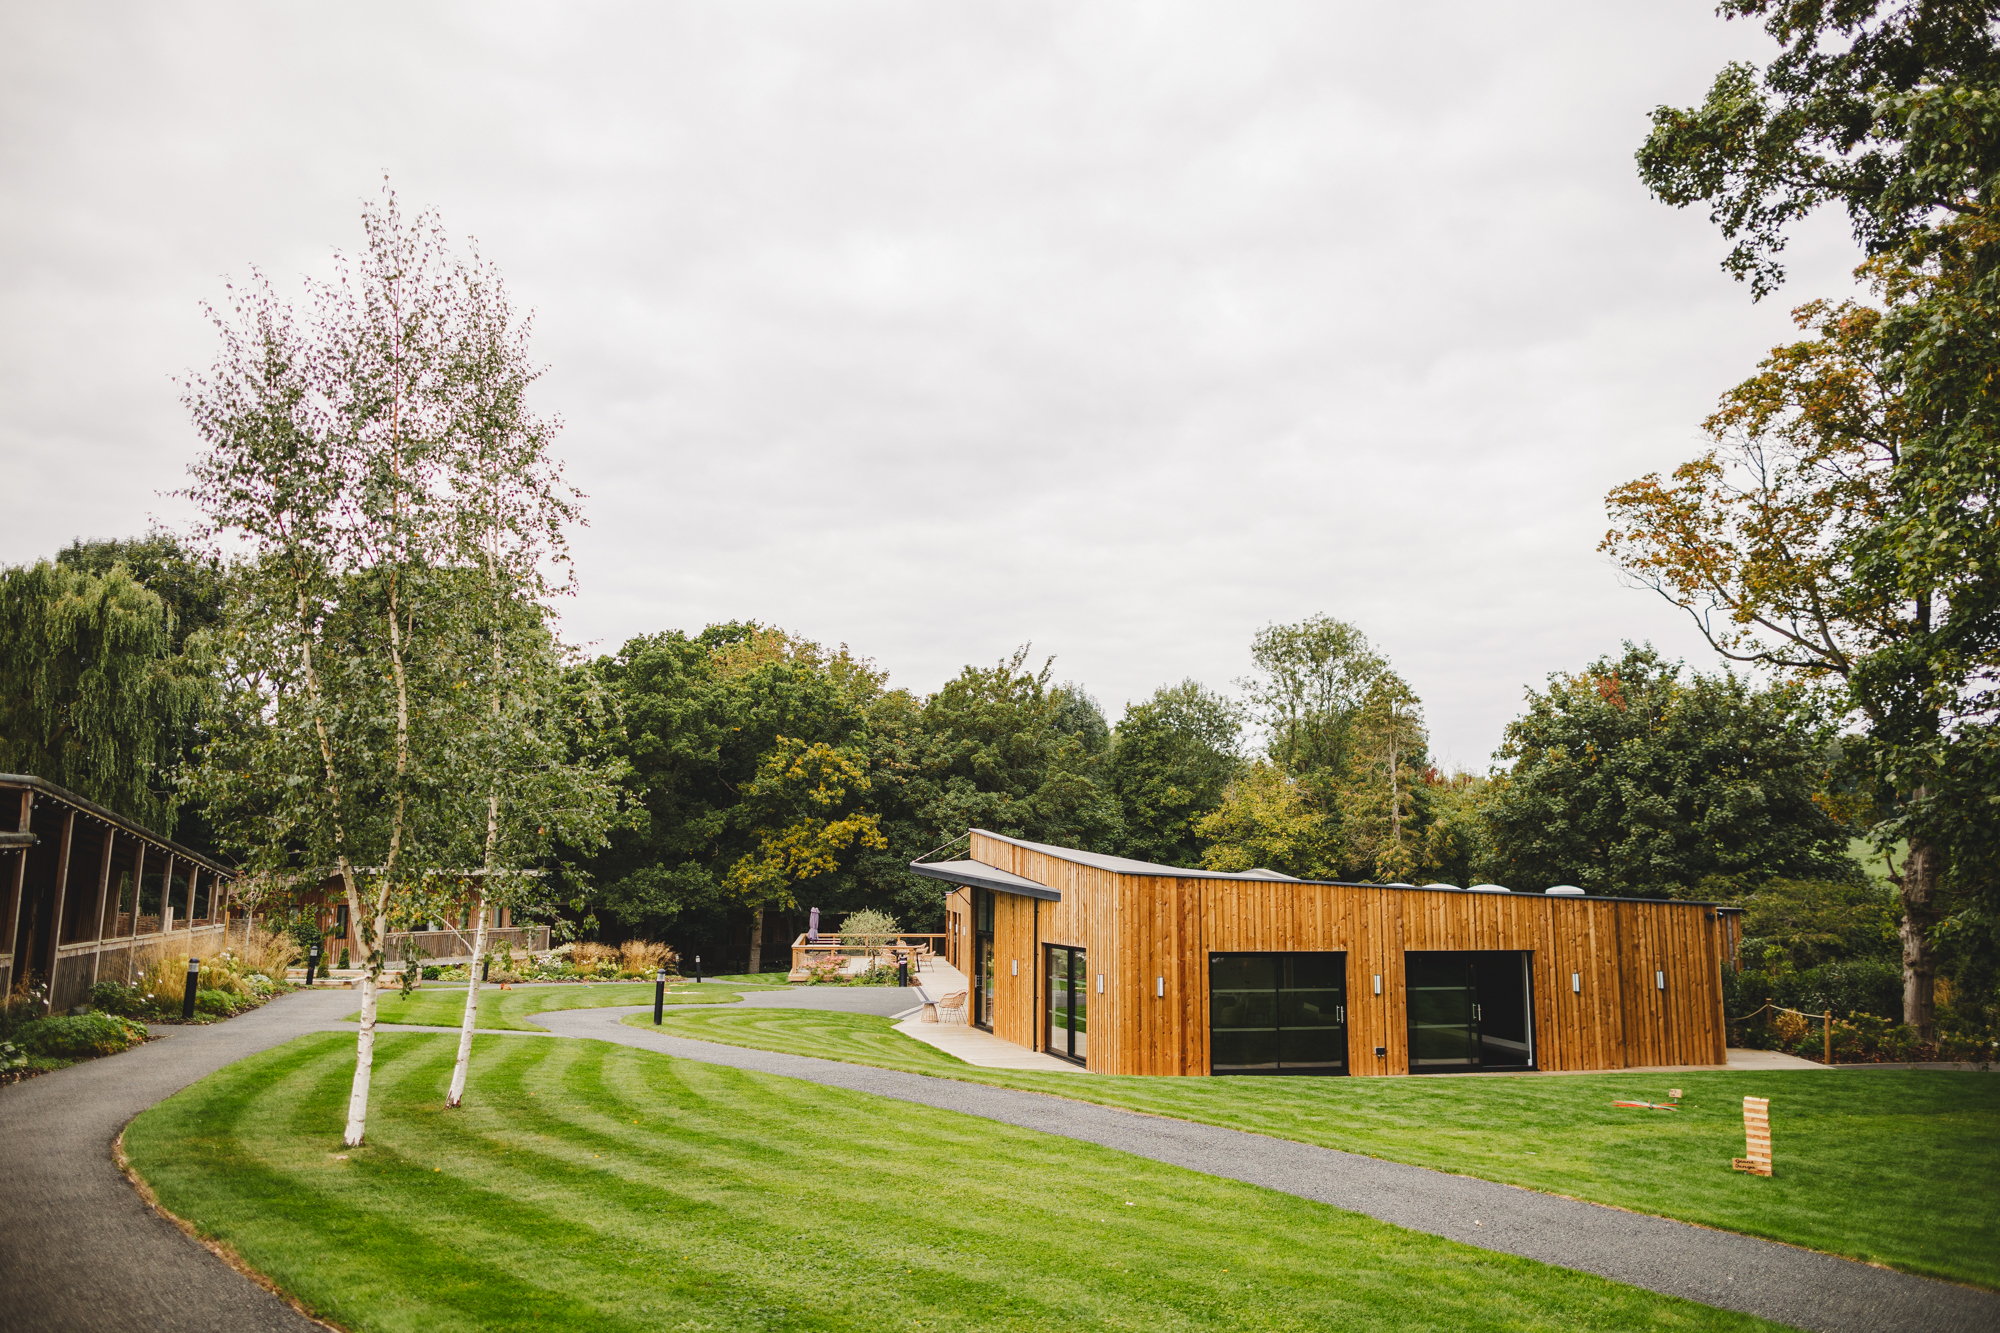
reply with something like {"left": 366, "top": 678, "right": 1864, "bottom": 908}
{"left": 1732, "top": 1096, "right": 1772, "bottom": 1177}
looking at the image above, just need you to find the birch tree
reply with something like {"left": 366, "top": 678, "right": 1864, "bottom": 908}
{"left": 439, "top": 270, "right": 620, "bottom": 1103}
{"left": 187, "top": 188, "right": 492, "bottom": 1145}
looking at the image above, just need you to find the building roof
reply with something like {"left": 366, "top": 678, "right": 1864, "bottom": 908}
{"left": 0, "top": 773, "right": 236, "bottom": 878}
{"left": 961, "top": 828, "right": 1735, "bottom": 907}
{"left": 905, "top": 858, "right": 1063, "bottom": 902}
{"left": 971, "top": 830, "right": 1299, "bottom": 881}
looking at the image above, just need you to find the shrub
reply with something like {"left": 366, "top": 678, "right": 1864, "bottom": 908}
{"left": 0, "top": 1039, "right": 24, "bottom": 1073}
{"left": 195, "top": 988, "right": 241, "bottom": 1016}
{"left": 422, "top": 965, "right": 441, "bottom": 980}
{"left": 88, "top": 980, "right": 151, "bottom": 1016}
{"left": 840, "top": 909, "right": 899, "bottom": 941}
{"left": 18, "top": 1011, "right": 147, "bottom": 1058}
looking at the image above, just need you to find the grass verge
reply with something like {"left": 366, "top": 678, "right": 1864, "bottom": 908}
{"left": 124, "top": 1031, "right": 1778, "bottom": 1332}
{"left": 355, "top": 983, "right": 744, "bottom": 1031}
{"left": 634, "top": 1007, "right": 2000, "bottom": 1289}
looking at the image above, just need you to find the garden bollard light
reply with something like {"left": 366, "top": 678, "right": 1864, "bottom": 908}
{"left": 897, "top": 959, "right": 908, "bottom": 989}
{"left": 694, "top": 955, "right": 701, "bottom": 984}
{"left": 654, "top": 968, "right": 666, "bottom": 1025}
{"left": 181, "top": 957, "right": 200, "bottom": 1019}
{"left": 306, "top": 943, "right": 320, "bottom": 987}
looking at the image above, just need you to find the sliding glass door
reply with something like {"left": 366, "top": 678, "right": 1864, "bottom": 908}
{"left": 1209, "top": 952, "right": 1347, "bottom": 1075}
{"left": 1405, "top": 951, "right": 1535, "bottom": 1072}
{"left": 1045, "top": 944, "right": 1087, "bottom": 1064}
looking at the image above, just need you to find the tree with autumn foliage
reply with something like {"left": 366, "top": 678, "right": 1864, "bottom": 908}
{"left": 726, "top": 736, "right": 887, "bottom": 973}
{"left": 1628, "top": 0, "right": 2000, "bottom": 1038}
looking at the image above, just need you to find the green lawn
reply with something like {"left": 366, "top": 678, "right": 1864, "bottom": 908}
{"left": 123, "top": 1031, "right": 1777, "bottom": 1333}
{"left": 356, "top": 983, "right": 744, "bottom": 1031}
{"left": 635, "top": 1007, "right": 2000, "bottom": 1288}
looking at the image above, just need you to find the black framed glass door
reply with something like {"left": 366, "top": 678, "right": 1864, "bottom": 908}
{"left": 1405, "top": 951, "right": 1535, "bottom": 1072}
{"left": 1209, "top": 952, "right": 1347, "bottom": 1075}
{"left": 973, "top": 888, "right": 995, "bottom": 1031}
{"left": 1045, "top": 944, "right": 1087, "bottom": 1064}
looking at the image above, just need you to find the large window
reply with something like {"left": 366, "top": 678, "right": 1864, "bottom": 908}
{"left": 1045, "top": 944, "right": 1087, "bottom": 1064}
{"left": 1209, "top": 952, "right": 1347, "bottom": 1075}
{"left": 1405, "top": 951, "right": 1535, "bottom": 1072}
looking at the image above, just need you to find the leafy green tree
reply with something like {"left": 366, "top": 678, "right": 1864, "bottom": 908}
{"left": 1195, "top": 761, "right": 1341, "bottom": 880}
{"left": 1484, "top": 645, "right": 1854, "bottom": 899}
{"left": 1633, "top": 0, "right": 2000, "bottom": 1039}
{"left": 881, "top": 646, "right": 1123, "bottom": 854}
{"left": 0, "top": 559, "right": 209, "bottom": 829}
{"left": 725, "top": 737, "right": 886, "bottom": 971}
{"left": 1338, "top": 673, "right": 1427, "bottom": 882}
{"left": 1106, "top": 680, "right": 1242, "bottom": 866}
{"left": 585, "top": 624, "right": 883, "bottom": 945}
{"left": 1416, "top": 771, "right": 1495, "bottom": 888}
{"left": 57, "top": 530, "right": 224, "bottom": 651}
{"left": 1240, "top": 616, "right": 1385, "bottom": 783}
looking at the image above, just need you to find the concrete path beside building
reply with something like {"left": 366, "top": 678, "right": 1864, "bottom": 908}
{"left": 3, "top": 981, "right": 1994, "bottom": 1333}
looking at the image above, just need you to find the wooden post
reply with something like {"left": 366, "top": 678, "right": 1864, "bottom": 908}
{"left": 41, "top": 810, "right": 77, "bottom": 1010}
{"left": 1824, "top": 1010, "right": 1833, "bottom": 1065}
{"left": 89, "top": 827, "right": 115, "bottom": 986}
{"left": 0, "top": 789, "right": 32, "bottom": 995}
{"left": 1732, "top": 1096, "right": 1772, "bottom": 1177}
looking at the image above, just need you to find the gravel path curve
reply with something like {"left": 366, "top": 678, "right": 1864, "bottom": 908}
{"left": 3, "top": 982, "right": 1993, "bottom": 1333}
{"left": 541, "top": 1004, "right": 2000, "bottom": 1333}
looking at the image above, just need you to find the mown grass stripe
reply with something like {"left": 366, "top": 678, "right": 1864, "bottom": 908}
{"left": 126, "top": 1031, "right": 1775, "bottom": 1333}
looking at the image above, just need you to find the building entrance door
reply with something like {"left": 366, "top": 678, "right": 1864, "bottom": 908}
{"left": 1044, "top": 944, "right": 1087, "bottom": 1064}
{"left": 1208, "top": 952, "right": 1347, "bottom": 1075}
{"left": 1405, "top": 951, "right": 1535, "bottom": 1072}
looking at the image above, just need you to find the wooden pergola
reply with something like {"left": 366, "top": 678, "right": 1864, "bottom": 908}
{"left": 0, "top": 774, "right": 241, "bottom": 1013}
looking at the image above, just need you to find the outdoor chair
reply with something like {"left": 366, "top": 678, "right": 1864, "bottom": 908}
{"left": 934, "top": 990, "right": 968, "bottom": 1025}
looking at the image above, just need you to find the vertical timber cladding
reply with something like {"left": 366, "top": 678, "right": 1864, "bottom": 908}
{"left": 963, "top": 830, "right": 1725, "bottom": 1076}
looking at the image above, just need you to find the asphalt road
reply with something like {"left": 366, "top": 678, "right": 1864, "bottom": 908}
{"left": 3, "top": 982, "right": 1993, "bottom": 1333}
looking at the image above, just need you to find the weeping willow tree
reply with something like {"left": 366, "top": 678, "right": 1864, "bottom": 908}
{"left": 0, "top": 559, "right": 209, "bottom": 828}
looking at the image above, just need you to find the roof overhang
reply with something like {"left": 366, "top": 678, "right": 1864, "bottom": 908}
{"left": 907, "top": 858, "right": 1062, "bottom": 902}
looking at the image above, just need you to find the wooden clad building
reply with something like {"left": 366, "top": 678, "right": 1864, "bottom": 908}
{"left": 1, "top": 774, "right": 241, "bottom": 1012}
{"left": 914, "top": 830, "right": 1739, "bottom": 1077}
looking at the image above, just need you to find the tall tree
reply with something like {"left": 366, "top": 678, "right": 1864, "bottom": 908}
{"left": 1240, "top": 615, "right": 1385, "bottom": 784}
{"left": 725, "top": 737, "right": 886, "bottom": 972}
{"left": 436, "top": 256, "right": 617, "bottom": 1106}
{"left": 1632, "top": 0, "right": 2000, "bottom": 1037}
{"left": 1107, "top": 679, "right": 1243, "bottom": 866}
{"left": 1338, "top": 673, "right": 1427, "bottom": 883}
{"left": 185, "top": 186, "right": 526, "bottom": 1144}
{"left": 0, "top": 559, "right": 209, "bottom": 829}
{"left": 1485, "top": 645, "right": 1853, "bottom": 899}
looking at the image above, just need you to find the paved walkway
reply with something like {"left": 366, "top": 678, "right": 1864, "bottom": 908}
{"left": 3, "top": 984, "right": 1994, "bottom": 1333}
{"left": 0, "top": 987, "right": 357, "bottom": 1333}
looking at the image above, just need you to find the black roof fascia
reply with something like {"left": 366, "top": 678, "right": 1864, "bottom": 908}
{"left": 0, "top": 774, "right": 236, "bottom": 878}
{"left": 907, "top": 858, "right": 1062, "bottom": 902}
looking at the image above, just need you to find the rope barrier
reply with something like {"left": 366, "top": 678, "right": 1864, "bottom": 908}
{"left": 1728, "top": 1001, "right": 1834, "bottom": 1024}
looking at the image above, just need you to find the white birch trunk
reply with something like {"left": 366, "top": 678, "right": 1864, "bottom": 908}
{"left": 344, "top": 963, "right": 378, "bottom": 1146}
{"left": 446, "top": 884, "right": 492, "bottom": 1108}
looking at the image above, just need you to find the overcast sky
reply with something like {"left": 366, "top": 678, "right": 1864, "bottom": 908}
{"left": 1, "top": 2, "right": 1869, "bottom": 769}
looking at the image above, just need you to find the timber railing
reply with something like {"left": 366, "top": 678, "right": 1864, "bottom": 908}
{"left": 788, "top": 933, "right": 946, "bottom": 980}
{"left": 376, "top": 925, "right": 551, "bottom": 964}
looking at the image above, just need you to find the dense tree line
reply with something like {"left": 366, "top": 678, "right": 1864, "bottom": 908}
{"left": 10, "top": 534, "right": 1986, "bottom": 1028}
